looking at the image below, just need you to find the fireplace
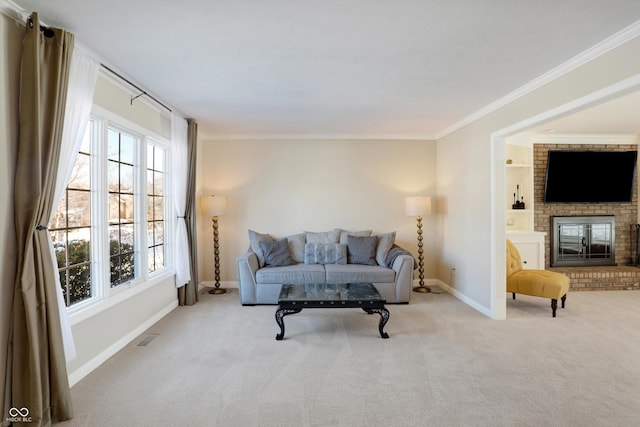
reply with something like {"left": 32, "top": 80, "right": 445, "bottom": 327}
{"left": 551, "top": 216, "right": 616, "bottom": 267}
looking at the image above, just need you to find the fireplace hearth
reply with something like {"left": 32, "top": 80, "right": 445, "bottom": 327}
{"left": 552, "top": 216, "right": 615, "bottom": 267}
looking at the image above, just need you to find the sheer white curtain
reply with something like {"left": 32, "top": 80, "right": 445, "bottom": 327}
{"left": 49, "top": 45, "right": 99, "bottom": 361}
{"left": 172, "top": 113, "right": 191, "bottom": 286}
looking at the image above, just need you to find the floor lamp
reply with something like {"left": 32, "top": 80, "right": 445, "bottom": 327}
{"left": 200, "top": 195, "right": 227, "bottom": 295}
{"left": 405, "top": 196, "right": 432, "bottom": 293}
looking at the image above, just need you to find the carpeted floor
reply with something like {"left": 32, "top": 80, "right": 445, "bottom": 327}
{"left": 59, "top": 287, "right": 640, "bottom": 427}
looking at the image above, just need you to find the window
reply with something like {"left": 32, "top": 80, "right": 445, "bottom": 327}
{"left": 49, "top": 115, "right": 170, "bottom": 308}
{"left": 147, "top": 143, "right": 166, "bottom": 273}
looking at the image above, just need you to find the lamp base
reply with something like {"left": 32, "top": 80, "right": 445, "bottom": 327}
{"left": 208, "top": 287, "right": 227, "bottom": 295}
{"left": 413, "top": 286, "right": 431, "bottom": 293}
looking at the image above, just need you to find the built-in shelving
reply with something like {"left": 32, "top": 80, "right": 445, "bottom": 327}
{"left": 505, "top": 142, "right": 534, "bottom": 232}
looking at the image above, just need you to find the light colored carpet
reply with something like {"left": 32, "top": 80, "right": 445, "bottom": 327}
{"left": 59, "top": 287, "right": 640, "bottom": 427}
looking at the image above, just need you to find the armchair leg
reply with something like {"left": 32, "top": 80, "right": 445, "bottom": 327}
{"left": 561, "top": 294, "right": 567, "bottom": 308}
{"left": 551, "top": 299, "right": 558, "bottom": 317}
{"left": 512, "top": 293, "right": 516, "bottom": 300}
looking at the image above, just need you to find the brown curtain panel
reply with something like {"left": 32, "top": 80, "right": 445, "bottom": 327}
{"left": 6, "top": 13, "right": 74, "bottom": 426}
{"left": 178, "top": 119, "right": 200, "bottom": 305}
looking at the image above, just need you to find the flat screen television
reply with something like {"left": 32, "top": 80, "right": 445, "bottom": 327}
{"left": 544, "top": 150, "right": 637, "bottom": 203}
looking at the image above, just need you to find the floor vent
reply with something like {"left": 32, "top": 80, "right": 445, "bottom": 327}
{"left": 136, "top": 333, "right": 159, "bottom": 347}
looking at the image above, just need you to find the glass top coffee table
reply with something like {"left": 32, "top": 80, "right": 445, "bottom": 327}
{"left": 275, "top": 283, "right": 390, "bottom": 340}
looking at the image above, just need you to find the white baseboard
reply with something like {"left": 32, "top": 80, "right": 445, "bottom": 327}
{"left": 433, "top": 279, "right": 494, "bottom": 318}
{"left": 67, "top": 299, "right": 178, "bottom": 387}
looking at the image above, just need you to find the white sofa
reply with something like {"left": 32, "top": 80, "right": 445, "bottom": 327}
{"left": 236, "top": 228, "right": 415, "bottom": 305}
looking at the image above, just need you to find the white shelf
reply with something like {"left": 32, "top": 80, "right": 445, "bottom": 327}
{"left": 505, "top": 142, "right": 533, "bottom": 232}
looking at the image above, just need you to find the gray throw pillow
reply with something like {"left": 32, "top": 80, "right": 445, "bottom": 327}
{"left": 259, "top": 238, "right": 296, "bottom": 267}
{"left": 287, "top": 233, "right": 306, "bottom": 263}
{"left": 339, "top": 229, "right": 372, "bottom": 244}
{"left": 305, "top": 229, "right": 340, "bottom": 244}
{"left": 375, "top": 231, "right": 396, "bottom": 266}
{"left": 248, "top": 229, "right": 272, "bottom": 268}
{"left": 304, "top": 243, "right": 347, "bottom": 265}
{"left": 347, "top": 235, "right": 378, "bottom": 265}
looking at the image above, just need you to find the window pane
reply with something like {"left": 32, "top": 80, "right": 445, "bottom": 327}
{"left": 67, "top": 236, "right": 91, "bottom": 266}
{"left": 120, "top": 224, "right": 134, "bottom": 249}
{"left": 154, "top": 171, "right": 164, "bottom": 196}
{"left": 108, "top": 194, "right": 120, "bottom": 224}
{"left": 154, "top": 222, "right": 164, "bottom": 245}
{"left": 50, "top": 193, "right": 67, "bottom": 231}
{"left": 79, "top": 125, "right": 91, "bottom": 154}
{"left": 120, "top": 134, "right": 135, "bottom": 164}
{"left": 68, "top": 264, "right": 91, "bottom": 305}
{"left": 110, "top": 255, "right": 121, "bottom": 286}
{"left": 147, "top": 196, "right": 154, "bottom": 221}
{"left": 52, "top": 233, "right": 67, "bottom": 269}
{"left": 120, "top": 195, "right": 134, "bottom": 223}
{"left": 68, "top": 153, "right": 91, "bottom": 190}
{"left": 147, "top": 148, "right": 154, "bottom": 171}
{"left": 154, "top": 148, "right": 165, "bottom": 172}
{"left": 108, "top": 129, "right": 119, "bottom": 160}
{"left": 120, "top": 164, "right": 134, "bottom": 193}
{"left": 147, "top": 247, "right": 155, "bottom": 272}
{"left": 147, "top": 170, "right": 154, "bottom": 195}
{"left": 109, "top": 226, "right": 120, "bottom": 255}
{"left": 121, "top": 252, "right": 135, "bottom": 282}
{"left": 153, "top": 197, "right": 163, "bottom": 221}
{"left": 107, "top": 160, "right": 119, "bottom": 192}
{"left": 154, "top": 246, "right": 164, "bottom": 269}
{"left": 67, "top": 190, "right": 91, "bottom": 228}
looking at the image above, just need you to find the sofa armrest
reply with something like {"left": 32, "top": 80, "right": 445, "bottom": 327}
{"left": 391, "top": 254, "right": 414, "bottom": 303}
{"left": 237, "top": 251, "right": 259, "bottom": 305}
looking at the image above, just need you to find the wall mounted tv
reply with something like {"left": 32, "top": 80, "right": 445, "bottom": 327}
{"left": 544, "top": 150, "right": 637, "bottom": 203}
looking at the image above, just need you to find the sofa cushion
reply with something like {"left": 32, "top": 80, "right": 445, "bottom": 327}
{"left": 248, "top": 229, "right": 272, "bottom": 268}
{"left": 256, "top": 263, "right": 326, "bottom": 284}
{"left": 304, "top": 243, "right": 347, "bottom": 265}
{"left": 325, "top": 264, "right": 396, "bottom": 284}
{"left": 287, "top": 233, "right": 306, "bottom": 263}
{"left": 305, "top": 229, "right": 340, "bottom": 244}
{"left": 347, "top": 235, "right": 378, "bottom": 265}
{"left": 260, "top": 238, "right": 296, "bottom": 267}
{"left": 375, "top": 231, "right": 396, "bottom": 266}
{"left": 339, "top": 229, "right": 372, "bottom": 244}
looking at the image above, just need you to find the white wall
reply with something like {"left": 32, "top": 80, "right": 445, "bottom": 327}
{"left": 437, "top": 34, "right": 640, "bottom": 318}
{"left": 196, "top": 138, "right": 437, "bottom": 286}
{"left": 0, "top": 12, "right": 22, "bottom": 411}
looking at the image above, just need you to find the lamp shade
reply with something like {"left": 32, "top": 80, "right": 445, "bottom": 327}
{"left": 200, "top": 195, "right": 227, "bottom": 217}
{"left": 405, "top": 196, "right": 431, "bottom": 216}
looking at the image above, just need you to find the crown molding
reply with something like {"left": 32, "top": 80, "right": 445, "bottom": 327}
{"left": 198, "top": 133, "right": 437, "bottom": 142}
{"left": 435, "top": 19, "right": 640, "bottom": 140}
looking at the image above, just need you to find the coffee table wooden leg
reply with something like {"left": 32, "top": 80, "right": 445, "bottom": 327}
{"left": 363, "top": 307, "right": 390, "bottom": 339}
{"left": 275, "top": 307, "right": 302, "bottom": 340}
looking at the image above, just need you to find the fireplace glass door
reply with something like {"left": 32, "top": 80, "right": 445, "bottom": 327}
{"left": 552, "top": 216, "right": 615, "bottom": 267}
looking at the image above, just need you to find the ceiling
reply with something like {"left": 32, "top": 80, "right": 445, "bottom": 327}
{"left": 8, "top": 0, "right": 640, "bottom": 139}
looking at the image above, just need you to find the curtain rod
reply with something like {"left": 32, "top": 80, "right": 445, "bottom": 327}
{"left": 100, "top": 64, "right": 172, "bottom": 113}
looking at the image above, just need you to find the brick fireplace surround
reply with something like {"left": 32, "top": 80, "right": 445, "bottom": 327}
{"left": 534, "top": 143, "right": 640, "bottom": 291}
